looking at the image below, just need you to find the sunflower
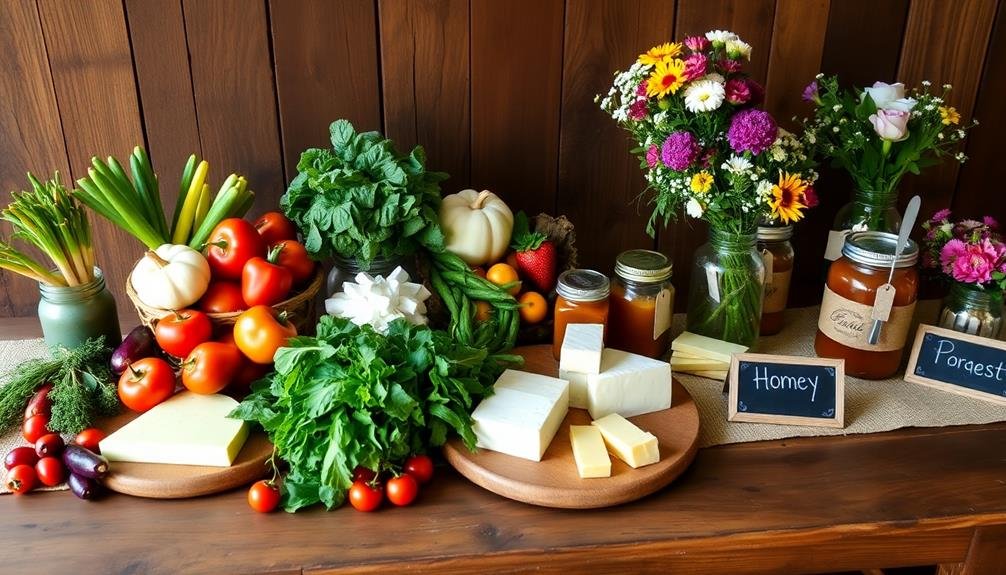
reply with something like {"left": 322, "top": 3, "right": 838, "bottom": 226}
{"left": 646, "top": 59, "right": 687, "bottom": 98}
{"left": 690, "top": 171, "right": 714, "bottom": 194}
{"left": 768, "top": 172, "right": 809, "bottom": 224}
{"left": 939, "top": 106, "right": 960, "bottom": 126}
{"left": 638, "top": 42, "right": 682, "bottom": 66}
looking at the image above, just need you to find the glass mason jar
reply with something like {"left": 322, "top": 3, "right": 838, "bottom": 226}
{"left": 608, "top": 249, "right": 675, "bottom": 359}
{"left": 553, "top": 269, "right": 610, "bottom": 360}
{"left": 938, "top": 282, "right": 1004, "bottom": 339}
{"left": 37, "top": 267, "right": 121, "bottom": 349}
{"left": 758, "top": 224, "right": 794, "bottom": 336}
{"left": 686, "top": 227, "right": 765, "bottom": 347}
{"left": 823, "top": 189, "right": 902, "bottom": 262}
{"left": 327, "top": 255, "right": 405, "bottom": 296}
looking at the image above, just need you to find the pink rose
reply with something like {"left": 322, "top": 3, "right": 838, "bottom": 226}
{"left": 682, "top": 53, "right": 708, "bottom": 81}
{"left": 645, "top": 145, "right": 660, "bottom": 168}
{"left": 724, "top": 78, "right": 751, "bottom": 104}
{"left": 941, "top": 238, "right": 1006, "bottom": 285}
{"left": 684, "top": 35, "right": 710, "bottom": 52}
{"left": 869, "top": 108, "right": 910, "bottom": 142}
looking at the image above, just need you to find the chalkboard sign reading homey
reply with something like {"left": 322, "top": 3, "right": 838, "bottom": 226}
{"left": 905, "top": 325, "right": 1006, "bottom": 406}
{"left": 728, "top": 353, "right": 846, "bottom": 428}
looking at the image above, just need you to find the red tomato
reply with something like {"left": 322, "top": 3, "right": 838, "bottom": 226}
{"left": 349, "top": 480, "right": 383, "bottom": 512}
{"left": 118, "top": 357, "right": 176, "bottom": 412}
{"left": 5, "top": 446, "right": 39, "bottom": 471}
{"left": 241, "top": 249, "right": 294, "bottom": 307}
{"left": 23, "top": 414, "right": 49, "bottom": 443}
{"left": 24, "top": 383, "right": 53, "bottom": 419}
{"left": 254, "top": 212, "right": 298, "bottom": 246}
{"left": 205, "top": 219, "right": 266, "bottom": 280}
{"left": 403, "top": 454, "right": 434, "bottom": 484}
{"left": 5, "top": 464, "right": 37, "bottom": 494}
{"left": 154, "top": 309, "right": 213, "bottom": 358}
{"left": 385, "top": 474, "right": 418, "bottom": 507}
{"left": 233, "top": 306, "right": 298, "bottom": 365}
{"left": 353, "top": 466, "right": 378, "bottom": 483}
{"left": 74, "top": 428, "right": 106, "bottom": 454}
{"left": 34, "top": 433, "right": 64, "bottom": 458}
{"left": 181, "top": 341, "right": 242, "bottom": 394}
{"left": 35, "top": 457, "right": 65, "bottom": 487}
{"left": 247, "top": 479, "right": 281, "bottom": 513}
{"left": 272, "top": 241, "right": 316, "bottom": 285}
{"left": 198, "top": 282, "right": 245, "bottom": 314}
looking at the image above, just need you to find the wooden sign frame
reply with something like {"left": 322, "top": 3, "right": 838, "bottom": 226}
{"left": 904, "top": 324, "right": 1006, "bottom": 406}
{"left": 728, "top": 353, "right": 846, "bottom": 428}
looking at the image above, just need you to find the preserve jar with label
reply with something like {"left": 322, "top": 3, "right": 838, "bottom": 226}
{"left": 758, "top": 225, "right": 794, "bottom": 336}
{"left": 608, "top": 249, "right": 675, "bottom": 358}
{"left": 553, "top": 269, "right": 610, "bottom": 360}
{"left": 815, "top": 231, "right": 919, "bottom": 379}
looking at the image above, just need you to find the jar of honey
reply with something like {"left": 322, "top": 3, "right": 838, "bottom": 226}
{"left": 758, "top": 225, "right": 794, "bottom": 336}
{"left": 608, "top": 250, "right": 674, "bottom": 358}
{"left": 815, "top": 231, "right": 919, "bottom": 379}
{"left": 553, "top": 269, "right": 610, "bottom": 360}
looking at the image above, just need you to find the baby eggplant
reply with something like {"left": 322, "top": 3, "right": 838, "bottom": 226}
{"left": 68, "top": 473, "right": 101, "bottom": 500}
{"left": 111, "top": 325, "right": 159, "bottom": 375}
{"left": 63, "top": 445, "right": 109, "bottom": 479}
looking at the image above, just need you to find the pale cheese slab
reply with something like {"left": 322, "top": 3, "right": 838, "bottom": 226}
{"left": 569, "top": 425, "right": 611, "bottom": 478}
{"left": 472, "top": 369, "right": 569, "bottom": 462}
{"left": 669, "top": 355, "right": 729, "bottom": 372}
{"left": 591, "top": 413, "right": 660, "bottom": 469}
{"left": 559, "top": 323, "right": 604, "bottom": 375}
{"left": 585, "top": 349, "right": 671, "bottom": 420}
{"left": 671, "top": 331, "right": 748, "bottom": 364}
{"left": 559, "top": 368, "right": 589, "bottom": 409}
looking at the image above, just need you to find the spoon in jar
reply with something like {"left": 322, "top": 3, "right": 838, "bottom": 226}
{"left": 867, "top": 195, "right": 921, "bottom": 345}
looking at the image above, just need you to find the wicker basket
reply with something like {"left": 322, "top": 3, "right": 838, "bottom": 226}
{"left": 126, "top": 268, "right": 323, "bottom": 334}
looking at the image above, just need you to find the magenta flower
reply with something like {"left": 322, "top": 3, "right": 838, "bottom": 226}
{"left": 941, "top": 238, "right": 1006, "bottom": 285}
{"left": 684, "top": 35, "right": 710, "bottom": 52}
{"left": 661, "top": 131, "right": 702, "bottom": 171}
{"left": 718, "top": 58, "right": 742, "bottom": 74}
{"left": 636, "top": 80, "right": 648, "bottom": 98}
{"left": 804, "top": 186, "right": 819, "bottom": 208}
{"left": 727, "top": 109, "right": 778, "bottom": 155}
{"left": 802, "top": 80, "right": 819, "bottom": 103}
{"left": 645, "top": 145, "right": 660, "bottom": 168}
{"left": 628, "top": 99, "right": 648, "bottom": 120}
{"left": 682, "top": 53, "right": 708, "bottom": 81}
{"left": 932, "top": 208, "right": 952, "bottom": 223}
{"left": 724, "top": 78, "right": 751, "bottom": 105}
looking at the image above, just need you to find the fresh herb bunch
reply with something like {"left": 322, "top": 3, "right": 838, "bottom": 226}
{"left": 0, "top": 173, "right": 96, "bottom": 286}
{"left": 231, "top": 315, "right": 519, "bottom": 511}
{"left": 281, "top": 120, "right": 448, "bottom": 267}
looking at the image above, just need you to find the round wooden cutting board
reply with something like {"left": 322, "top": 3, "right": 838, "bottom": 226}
{"left": 99, "top": 410, "right": 273, "bottom": 499}
{"left": 443, "top": 345, "right": 700, "bottom": 509}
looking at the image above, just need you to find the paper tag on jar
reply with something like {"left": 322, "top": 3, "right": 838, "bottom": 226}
{"left": 871, "top": 283, "right": 896, "bottom": 322}
{"left": 761, "top": 249, "right": 774, "bottom": 285}
{"left": 824, "top": 229, "right": 851, "bottom": 261}
{"left": 653, "top": 289, "right": 672, "bottom": 340}
{"left": 705, "top": 263, "right": 721, "bottom": 303}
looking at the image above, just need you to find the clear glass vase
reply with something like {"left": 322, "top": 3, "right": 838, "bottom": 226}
{"left": 938, "top": 282, "right": 1003, "bottom": 339}
{"left": 824, "top": 189, "right": 902, "bottom": 261}
{"left": 686, "top": 227, "right": 765, "bottom": 347}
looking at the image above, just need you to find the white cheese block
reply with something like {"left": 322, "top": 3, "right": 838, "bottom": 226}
{"left": 569, "top": 425, "right": 611, "bottom": 478}
{"left": 559, "top": 369, "right": 589, "bottom": 409}
{"left": 669, "top": 355, "right": 729, "bottom": 371}
{"left": 559, "top": 323, "right": 604, "bottom": 374}
{"left": 585, "top": 349, "right": 672, "bottom": 419}
{"left": 472, "top": 370, "right": 569, "bottom": 462}
{"left": 591, "top": 413, "right": 660, "bottom": 468}
{"left": 671, "top": 331, "right": 748, "bottom": 363}
{"left": 99, "top": 392, "right": 249, "bottom": 467}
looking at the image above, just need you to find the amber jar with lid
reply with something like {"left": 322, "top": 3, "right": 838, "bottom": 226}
{"left": 608, "top": 250, "right": 675, "bottom": 358}
{"left": 553, "top": 269, "right": 610, "bottom": 360}
{"left": 758, "top": 225, "right": 794, "bottom": 336}
{"left": 815, "top": 231, "right": 919, "bottom": 379}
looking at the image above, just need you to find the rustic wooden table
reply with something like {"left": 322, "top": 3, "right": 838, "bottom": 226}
{"left": 1, "top": 318, "right": 1004, "bottom": 575}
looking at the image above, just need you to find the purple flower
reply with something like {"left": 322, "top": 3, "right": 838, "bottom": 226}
{"left": 628, "top": 99, "right": 648, "bottom": 120}
{"left": 802, "top": 80, "right": 819, "bottom": 103}
{"left": 727, "top": 109, "right": 778, "bottom": 155}
{"left": 682, "top": 53, "right": 708, "bottom": 81}
{"left": 684, "top": 35, "right": 710, "bottom": 52}
{"left": 645, "top": 145, "right": 660, "bottom": 168}
{"left": 661, "top": 131, "right": 702, "bottom": 171}
{"left": 932, "top": 208, "right": 952, "bottom": 223}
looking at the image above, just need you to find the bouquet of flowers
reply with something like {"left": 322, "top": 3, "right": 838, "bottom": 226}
{"left": 922, "top": 210, "right": 1006, "bottom": 291}
{"left": 598, "top": 30, "right": 818, "bottom": 345}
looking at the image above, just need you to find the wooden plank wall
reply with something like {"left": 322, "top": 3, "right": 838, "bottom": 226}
{"left": 0, "top": 0, "right": 1001, "bottom": 318}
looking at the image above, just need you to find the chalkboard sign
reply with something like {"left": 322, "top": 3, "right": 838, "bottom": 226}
{"left": 904, "top": 325, "right": 1006, "bottom": 406}
{"left": 728, "top": 353, "right": 846, "bottom": 428}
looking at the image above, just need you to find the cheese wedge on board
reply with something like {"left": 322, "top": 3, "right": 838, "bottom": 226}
{"left": 569, "top": 425, "right": 611, "bottom": 478}
{"left": 559, "top": 368, "right": 589, "bottom": 410}
{"left": 585, "top": 349, "right": 672, "bottom": 419}
{"left": 99, "top": 392, "right": 249, "bottom": 467}
{"left": 559, "top": 323, "right": 604, "bottom": 375}
{"left": 669, "top": 355, "right": 729, "bottom": 371}
{"left": 591, "top": 413, "right": 660, "bottom": 468}
{"left": 472, "top": 369, "right": 569, "bottom": 462}
{"left": 671, "top": 331, "right": 748, "bottom": 363}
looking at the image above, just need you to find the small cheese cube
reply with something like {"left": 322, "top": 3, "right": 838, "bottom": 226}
{"left": 586, "top": 349, "right": 671, "bottom": 419}
{"left": 559, "top": 369, "right": 589, "bottom": 409}
{"left": 671, "top": 331, "right": 747, "bottom": 364}
{"left": 472, "top": 370, "right": 569, "bottom": 461}
{"left": 591, "top": 413, "right": 660, "bottom": 468}
{"left": 559, "top": 323, "right": 604, "bottom": 375}
{"left": 569, "top": 425, "right": 611, "bottom": 478}
{"left": 669, "top": 355, "right": 729, "bottom": 372}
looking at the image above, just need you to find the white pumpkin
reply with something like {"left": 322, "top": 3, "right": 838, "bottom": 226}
{"left": 439, "top": 189, "right": 514, "bottom": 266}
{"left": 130, "top": 244, "right": 211, "bottom": 309}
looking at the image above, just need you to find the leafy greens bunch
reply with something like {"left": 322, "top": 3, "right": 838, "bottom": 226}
{"left": 231, "top": 315, "right": 517, "bottom": 512}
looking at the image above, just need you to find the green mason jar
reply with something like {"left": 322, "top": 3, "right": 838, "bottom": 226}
{"left": 938, "top": 282, "right": 1003, "bottom": 339}
{"left": 37, "top": 267, "right": 121, "bottom": 349}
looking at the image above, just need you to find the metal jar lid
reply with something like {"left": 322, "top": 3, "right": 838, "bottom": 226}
{"left": 757, "top": 224, "right": 793, "bottom": 242}
{"left": 842, "top": 231, "right": 919, "bottom": 268}
{"left": 556, "top": 269, "right": 610, "bottom": 302}
{"left": 614, "top": 249, "right": 673, "bottom": 283}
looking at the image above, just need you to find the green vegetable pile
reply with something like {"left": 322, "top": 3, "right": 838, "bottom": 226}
{"left": 231, "top": 315, "right": 518, "bottom": 511}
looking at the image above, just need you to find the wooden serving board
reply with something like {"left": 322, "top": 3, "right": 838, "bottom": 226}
{"left": 98, "top": 410, "right": 273, "bottom": 499}
{"left": 443, "top": 345, "right": 700, "bottom": 509}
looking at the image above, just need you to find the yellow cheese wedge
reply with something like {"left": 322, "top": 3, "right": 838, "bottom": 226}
{"left": 671, "top": 331, "right": 748, "bottom": 364}
{"left": 569, "top": 425, "right": 611, "bottom": 478}
{"left": 669, "top": 355, "right": 729, "bottom": 371}
{"left": 676, "top": 369, "right": 729, "bottom": 381}
{"left": 671, "top": 350, "right": 705, "bottom": 359}
{"left": 591, "top": 413, "right": 659, "bottom": 469}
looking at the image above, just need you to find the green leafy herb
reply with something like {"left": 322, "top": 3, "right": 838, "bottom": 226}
{"left": 231, "top": 315, "right": 520, "bottom": 512}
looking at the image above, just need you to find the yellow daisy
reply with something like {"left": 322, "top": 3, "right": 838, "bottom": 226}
{"left": 638, "top": 42, "right": 682, "bottom": 66}
{"left": 646, "top": 59, "right": 687, "bottom": 98}
{"left": 939, "top": 106, "right": 960, "bottom": 125}
{"left": 769, "top": 172, "right": 809, "bottom": 224}
{"left": 690, "top": 171, "right": 714, "bottom": 194}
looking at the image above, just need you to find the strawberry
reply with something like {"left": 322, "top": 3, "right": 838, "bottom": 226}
{"left": 510, "top": 212, "right": 557, "bottom": 293}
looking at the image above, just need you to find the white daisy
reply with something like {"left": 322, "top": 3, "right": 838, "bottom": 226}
{"left": 685, "top": 198, "right": 704, "bottom": 218}
{"left": 705, "top": 30, "right": 738, "bottom": 44}
{"left": 721, "top": 155, "right": 753, "bottom": 174}
{"left": 725, "top": 39, "right": 752, "bottom": 60}
{"left": 683, "top": 80, "right": 726, "bottom": 113}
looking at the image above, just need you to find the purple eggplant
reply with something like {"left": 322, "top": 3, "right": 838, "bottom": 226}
{"left": 63, "top": 445, "right": 109, "bottom": 479}
{"left": 68, "top": 472, "right": 101, "bottom": 500}
{"left": 111, "top": 325, "right": 159, "bottom": 375}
